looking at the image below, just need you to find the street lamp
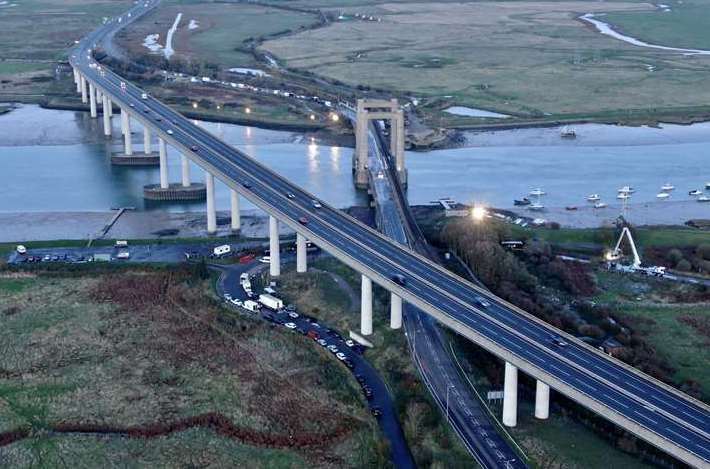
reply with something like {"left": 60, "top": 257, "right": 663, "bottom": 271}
{"left": 471, "top": 205, "right": 486, "bottom": 222}
{"left": 245, "top": 106, "right": 251, "bottom": 114}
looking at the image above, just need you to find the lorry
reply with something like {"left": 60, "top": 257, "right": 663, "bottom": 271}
{"left": 258, "top": 294, "right": 284, "bottom": 311}
{"left": 213, "top": 244, "right": 231, "bottom": 257}
{"left": 243, "top": 300, "right": 260, "bottom": 312}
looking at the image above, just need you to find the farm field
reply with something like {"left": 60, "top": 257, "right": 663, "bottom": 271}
{"left": 262, "top": 0, "right": 710, "bottom": 121}
{"left": 0, "top": 269, "right": 383, "bottom": 467}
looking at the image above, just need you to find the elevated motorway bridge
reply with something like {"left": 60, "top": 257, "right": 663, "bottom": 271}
{"left": 70, "top": 2, "right": 709, "bottom": 466}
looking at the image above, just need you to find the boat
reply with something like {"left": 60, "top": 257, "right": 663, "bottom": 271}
{"left": 565, "top": 206, "right": 578, "bottom": 211}
{"left": 560, "top": 126, "right": 576, "bottom": 139}
{"left": 656, "top": 192, "right": 670, "bottom": 199}
{"left": 706, "top": 182, "right": 710, "bottom": 190}
{"left": 586, "top": 194, "right": 600, "bottom": 202}
{"left": 698, "top": 195, "right": 710, "bottom": 203}
{"left": 529, "top": 188, "right": 546, "bottom": 197}
{"left": 660, "top": 183, "right": 675, "bottom": 191}
{"left": 528, "top": 202, "right": 545, "bottom": 211}
{"left": 617, "top": 186, "right": 635, "bottom": 194}
{"left": 689, "top": 189, "right": 702, "bottom": 196}
{"left": 593, "top": 202, "right": 607, "bottom": 209}
{"left": 514, "top": 197, "right": 531, "bottom": 206}
{"left": 616, "top": 193, "right": 630, "bottom": 200}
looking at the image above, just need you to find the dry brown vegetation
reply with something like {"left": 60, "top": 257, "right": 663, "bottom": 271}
{"left": 0, "top": 269, "right": 381, "bottom": 467}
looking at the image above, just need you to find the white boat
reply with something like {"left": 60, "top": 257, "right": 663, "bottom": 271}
{"left": 660, "top": 183, "right": 675, "bottom": 191}
{"left": 528, "top": 202, "right": 545, "bottom": 211}
{"left": 689, "top": 189, "right": 702, "bottom": 196}
{"left": 560, "top": 126, "right": 576, "bottom": 139}
{"left": 705, "top": 182, "right": 710, "bottom": 190}
{"left": 698, "top": 195, "right": 710, "bottom": 203}
{"left": 593, "top": 202, "right": 607, "bottom": 209}
{"left": 529, "top": 188, "right": 546, "bottom": 197}
{"left": 656, "top": 192, "right": 670, "bottom": 199}
{"left": 586, "top": 194, "right": 600, "bottom": 202}
{"left": 617, "top": 193, "right": 630, "bottom": 200}
{"left": 617, "top": 186, "right": 635, "bottom": 194}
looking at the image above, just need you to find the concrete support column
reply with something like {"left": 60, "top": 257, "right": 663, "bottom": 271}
{"left": 158, "top": 138, "right": 168, "bottom": 189}
{"left": 296, "top": 233, "right": 307, "bottom": 273}
{"left": 122, "top": 111, "right": 132, "bottom": 155}
{"left": 269, "top": 216, "right": 280, "bottom": 277}
{"left": 74, "top": 69, "right": 81, "bottom": 93}
{"left": 395, "top": 109, "right": 405, "bottom": 172}
{"left": 80, "top": 76, "right": 87, "bottom": 103}
{"left": 390, "top": 293, "right": 402, "bottom": 329}
{"left": 230, "top": 190, "right": 240, "bottom": 231}
{"left": 181, "top": 154, "right": 191, "bottom": 187}
{"left": 88, "top": 83, "right": 97, "bottom": 118}
{"left": 361, "top": 275, "right": 373, "bottom": 336}
{"left": 102, "top": 95, "right": 111, "bottom": 136}
{"left": 205, "top": 171, "right": 216, "bottom": 234}
{"left": 503, "top": 362, "right": 518, "bottom": 427}
{"left": 143, "top": 126, "right": 152, "bottom": 155}
{"left": 535, "top": 381, "right": 550, "bottom": 420}
{"left": 107, "top": 99, "right": 113, "bottom": 117}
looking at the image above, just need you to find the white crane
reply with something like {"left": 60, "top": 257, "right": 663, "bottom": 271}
{"left": 605, "top": 226, "right": 641, "bottom": 269}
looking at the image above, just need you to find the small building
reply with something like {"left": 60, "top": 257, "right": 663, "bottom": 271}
{"left": 601, "top": 337, "right": 624, "bottom": 357}
{"left": 437, "top": 198, "right": 469, "bottom": 217}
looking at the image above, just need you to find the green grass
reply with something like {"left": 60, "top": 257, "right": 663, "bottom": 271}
{"left": 0, "top": 62, "right": 49, "bottom": 76}
{"left": 604, "top": 0, "right": 710, "bottom": 50}
{"left": 621, "top": 305, "right": 710, "bottom": 399}
{"left": 0, "top": 278, "right": 33, "bottom": 294}
{"left": 262, "top": 0, "right": 710, "bottom": 121}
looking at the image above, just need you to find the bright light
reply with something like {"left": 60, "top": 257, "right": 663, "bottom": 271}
{"left": 245, "top": 107, "right": 251, "bottom": 114}
{"left": 216, "top": 105, "right": 221, "bottom": 110}
{"left": 192, "top": 102, "right": 198, "bottom": 109}
{"left": 309, "top": 114, "right": 316, "bottom": 121}
{"left": 331, "top": 113, "right": 340, "bottom": 122}
{"left": 471, "top": 206, "right": 487, "bottom": 221}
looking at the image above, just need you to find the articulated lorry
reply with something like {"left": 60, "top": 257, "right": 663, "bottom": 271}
{"left": 258, "top": 294, "right": 283, "bottom": 310}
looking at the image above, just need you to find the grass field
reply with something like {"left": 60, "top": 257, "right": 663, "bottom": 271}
{"left": 118, "top": 1, "right": 318, "bottom": 69}
{"left": 262, "top": 0, "right": 710, "bottom": 121}
{"left": 0, "top": 269, "right": 383, "bottom": 467}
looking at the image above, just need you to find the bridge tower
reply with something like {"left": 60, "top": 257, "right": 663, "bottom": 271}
{"left": 354, "top": 98, "right": 406, "bottom": 189}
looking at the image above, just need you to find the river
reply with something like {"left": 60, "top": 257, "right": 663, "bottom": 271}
{"left": 1, "top": 105, "right": 709, "bottom": 223}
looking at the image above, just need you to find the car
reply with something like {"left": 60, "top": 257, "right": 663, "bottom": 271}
{"left": 343, "top": 359, "right": 354, "bottom": 369}
{"left": 327, "top": 345, "right": 339, "bottom": 353}
{"left": 345, "top": 339, "right": 355, "bottom": 348}
{"left": 287, "top": 192, "right": 296, "bottom": 199}
{"left": 311, "top": 199, "right": 322, "bottom": 209}
{"left": 141, "top": 93, "right": 148, "bottom": 100}
{"left": 284, "top": 322, "right": 297, "bottom": 329}
{"left": 166, "top": 129, "right": 174, "bottom": 135}
{"left": 371, "top": 407, "right": 382, "bottom": 418}
{"left": 16, "top": 245, "right": 26, "bottom": 255}
{"left": 307, "top": 330, "right": 320, "bottom": 340}
{"left": 51, "top": 255, "right": 60, "bottom": 262}
{"left": 551, "top": 336, "right": 568, "bottom": 347}
{"left": 285, "top": 304, "right": 297, "bottom": 312}
{"left": 335, "top": 352, "right": 347, "bottom": 361}
{"left": 224, "top": 293, "right": 232, "bottom": 300}
{"left": 288, "top": 312, "right": 299, "bottom": 319}
{"left": 298, "top": 216, "right": 309, "bottom": 225}
{"left": 259, "top": 256, "right": 270, "bottom": 264}
{"left": 230, "top": 299, "right": 243, "bottom": 307}
{"left": 391, "top": 274, "right": 407, "bottom": 286}
{"left": 475, "top": 296, "right": 491, "bottom": 308}
{"left": 129, "top": 103, "right": 135, "bottom": 108}
{"left": 363, "top": 386, "right": 373, "bottom": 399}
{"left": 155, "top": 117, "right": 162, "bottom": 122}
{"left": 311, "top": 322, "right": 321, "bottom": 329}
{"left": 190, "top": 145, "right": 199, "bottom": 152}
{"left": 143, "top": 107, "right": 150, "bottom": 113}
{"left": 317, "top": 339, "right": 328, "bottom": 346}
{"left": 242, "top": 181, "right": 252, "bottom": 189}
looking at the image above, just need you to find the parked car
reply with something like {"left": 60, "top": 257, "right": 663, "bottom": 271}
{"left": 284, "top": 322, "right": 297, "bottom": 330}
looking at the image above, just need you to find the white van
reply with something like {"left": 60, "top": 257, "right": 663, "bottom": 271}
{"left": 16, "top": 245, "right": 27, "bottom": 255}
{"left": 115, "top": 240, "right": 128, "bottom": 247}
{"left": 259, "top": 256, "right": 271, "bottom": 264}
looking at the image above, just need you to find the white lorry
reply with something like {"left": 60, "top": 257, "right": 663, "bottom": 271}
{"left": 213, "top": 244, "right": 231, "bottom": 257}
{"left": 258, "top": 294, "right": 283, "bottom": 310}
{"left": 243, "top": 300, "right": 260, "bottom": 312}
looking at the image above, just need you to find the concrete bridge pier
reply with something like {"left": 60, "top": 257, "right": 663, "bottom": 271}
{"left": 535, "top": 380, "right": 550, "bottom": 419}
{"left": 296, "top": 233, "right": 307, "bottom": 273}
{"left": 122, "top": 111, "right": 132, "bottom": 155}
{"left": 144, "top": 126, "right": 152, "bottom": 155}
{"left": 269, "top": 216, "right": 281, "bottom": 277}
{"left": 230, "top": 190, "right": 240, "bottom": 232}
{"left": 205, "top": 171, "right": 217, "bottom": 234}
{"left": 107, "top": 98, "right": 113, "bottom": 117}
{"left": 73, "top": 68, "right": 81, "bottom": 93}
{"left": 89, "top": 83, "right": 97, "bottom": 118}
{"left": 158, "top": 138, "right": 168, "bottom": 189}
{"left": 393, "top": 109, "right": 407, "bottom": 186}
{"left": 80, "top": 76, "right": 87, "bottom": 104}
{"left": 503, "top": 362, "right": 518, "bottom": 427}
{"left": 361, "top": 275, "right": 373, "bottom": 335}
{"left": 390, "top": 293, "right": 402, "bottom": 329}
{"left": 181, "top": 154, "right": 191, "bottom": 187}
{"left": 102, "top": 95, "right": 111, "bottom": 137}
{"left": 354, "top": 106, "right": 369, "bottom": 189}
